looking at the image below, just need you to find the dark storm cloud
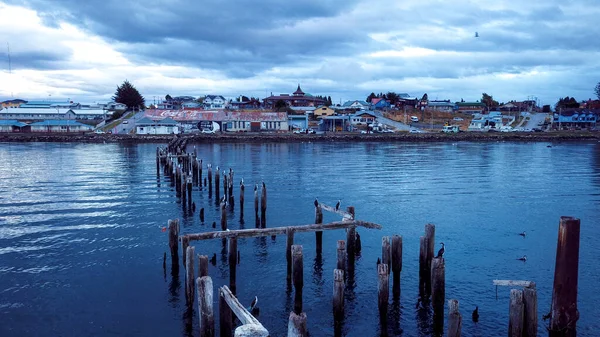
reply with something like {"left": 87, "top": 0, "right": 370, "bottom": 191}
{"left": 8, "top": 50, "right": 70, "bottom": 70}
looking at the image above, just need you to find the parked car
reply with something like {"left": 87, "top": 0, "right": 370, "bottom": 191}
{"left": 453, "top": 117, "right": 464, "bottom": 121}
{"left": 409, "top": 128, "right": 423, "bottom": 133}
{"left": 410, "top": 116, "right": 419, "bottom": 123}
{"left": 201, "top": 129, "right": 215, "bottom": 134}
{"left": 94, "top": 129, "right": 105, "bottom": 134}
{"left": 293, "top": 129, "right": 306, "bottom": 134}
{"left": 307, "top": 129, "right": 316, "bottom": 134}
{"left": 381, "top": 129, "right": 394, "bottom": 133}
{"left": 122, "top": 120, "right": 128, "bottom": 124}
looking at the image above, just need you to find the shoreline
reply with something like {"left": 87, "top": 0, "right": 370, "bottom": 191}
{"left": 1, "top": 131, "right": 599, "bottom": 144}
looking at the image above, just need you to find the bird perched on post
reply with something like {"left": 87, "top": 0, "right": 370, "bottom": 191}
{"left": 437, "top": 242, "right": 445, "bottom": 258}
{"left": 377, "top": 257, "right": 381, "bottom": 266}
{"left": 314, "top": 198, "right": 319, "bottom": 208}
{"left": 335, "top": 200, "right": 341, "bottom": 211}
{"left": 248, "top": 296, "right": 259, "bottom": 317}
{"left": 472, "top": 306, "right": 479, "bottom": 322}
{"left": 240, "top": 178, "right": 244, "bottom": 186}
{"left": 254, "top": 184, "right": 258, "bottom": 192}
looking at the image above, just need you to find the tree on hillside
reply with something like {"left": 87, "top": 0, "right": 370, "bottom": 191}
{"left": 421, "top": 93, "right": 428, "bottom": 102}
{"left": 274, "top": 99, "right": 287, "bottom": 111}
{"left": 366, "top": 92, "right": 376, "bottom": 103}
{"left": 481, "top": 93, "right": 499, "bottom": 109}
{"left": 327, "top": 96, "right": 332, "bottom": 106}
{"left": 165, "top": 94, "right": 172, "bottom": 101}
{"left": 113, "top": 80, "right": 145, "bottom": 110}
{"left": 555, "top": 96, "right": 579, "bottom": 110}
{"left": 542, "top": 105, "right": 551, "bottom": 113}
{"left": 386, "top": 92, "right": 399, "bottom": 105}
{"left": 595, "top": 81, "right": 600, "bottom": 100}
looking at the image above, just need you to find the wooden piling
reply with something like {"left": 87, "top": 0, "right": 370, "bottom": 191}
{"left": 198, "top": 255, "right": 209, "bottom": 278}
{"left": 219, "top": 287, "right": 233, "bottom": 337}
{"left": 333, "top": 269, "right": 344, "bottom": 321}
{"left": 418, "top": 236, "right": 428, "bottom": 299}
{"left": 292, "top": 245, "right": 304, "bottom": 315}
{"left": 240, "top": 180, "right": 245, "bottom": 218}
{"left": 208, "top": 164, "right": 213, "bottom": 197}
{"left": 181, "top": 173, "right": 187, "bottom": 205}
{"left": 523, "top": 283, "right": 538, "bottom": 337}
{"left": 382, "top": 236, "right": 391, "bottom": 275}
{"left": 260, "top": 183, "right": 267, "bottom": 228}
{"left": 336, "top": 240, "right": 346, "bottom": 272}
{"left": 182, "top": 235, "right": 189, "bottom": 268}
{"left": 229, "top": 237, "right": 237, "bottom": 295}
{"left": 186, "top": 246, "right": 196, "bottom": 304}
{"left": 215, "top": 167, "right": 220, "bottom": 201}
{"left": 168, "top": 219, "right": 180, "bottom": 261}
{"left": 377, "top": 263, "right": 389, "bottom": 327}
{"left": 425, "top": 223, "right": 435, "bottom": 298}
{"left": 200, "top": 208, "right": 205, "bottom": 223}
{"left": 223, "top": 173, "right": 228, "bottom": 199}
{"left": 346, "top": 206, "right": 356, "bottom": 269}
{"left": 315, "top": 204, "right": 323, "bottom": 254}
{"left": 391, "top": 235, "right": 402, "bottom": 299}
{"left": 187, "top": 175, "right": 193, "bottom": 207}
{"left": 509, "top": 289, "right": 525, "bottom": 337}
{"left": 431, "top": 257, "right": 445, "bottom": 333}
{"left": 197, "top": 276, "right": 215, "bottom": 337}
{"left": 447, "top": 299, "right": 462, "bottom": 337}
{"left": 254, "top": 185, "right": 259, "bottom": 228}
{"left": 199, "top": 159, "right": 203, "bottom": 188}
{"left": 220, "top": 200, "right": 227, "bottom": 231}
{"left": 287, "top": 312, "right": 308, "bottom": 337}
{"left": 550, "top": 216, "right": 580, "bottom": 337}
{"left": 286, "top": 227, "right": 294, "bottom": 283}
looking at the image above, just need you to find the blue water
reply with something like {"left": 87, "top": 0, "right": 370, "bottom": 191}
{"left": 1, "top": 141, "right": 599, "bottom": 336}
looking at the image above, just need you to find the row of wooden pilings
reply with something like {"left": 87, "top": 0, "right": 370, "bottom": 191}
{"left": 157, "top": 144, "right": 268, "bottom": 228}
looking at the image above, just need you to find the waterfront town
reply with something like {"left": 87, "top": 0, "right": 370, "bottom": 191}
{"left": 1, "top": 84, "right": 599, "bottom": 136}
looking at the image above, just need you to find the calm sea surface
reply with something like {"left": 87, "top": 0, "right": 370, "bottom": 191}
{"left": 1, "top": 141, "right": 599, "bottom": 337}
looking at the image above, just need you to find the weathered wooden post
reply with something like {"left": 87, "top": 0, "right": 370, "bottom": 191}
{"left": 200, "top": 208, "right": 205, "bottom": 223}
{"left": 187, "top": 174, "right": 193, "bottom": 208}
{"left": 382, "top": 236, "right": 391, "bottom": 275}
{"left": 219, "top": 287, "right": 233, "bottom": 337}
{"left": 220, "top": 199, "right": 227, "bottom": 231}
{"left": 215, "top": 166, "right": 220, "bottom": 201}
{"left": 288, "top": 312, "right": 308, "bottom": 337}
{"left": 315, "top": 203, "right": 323, "bottom": 254}
{"left": 229, "top": 237, "right": 237, "bottom": 295}
{"left": 239, "top": 180, "right": 245, "bottom": 218}
{"left": 509, "top": 289, "right": 524, "bottom": 337}
{"left": 199, "top": 159, "right": 203, "bottom": 189}
{"left": 223, "top": 173, "right": 228, "bottom": 200}
{"left": 207, "top": 164, "right": 213, "bottom": 197}
{"left": 333, "top": 269, "right": 344, "bottom": 321}
{"left": 260, "top": 182, "right": 267, "bottom": 228}
{"left": 336, "top": 240, "right": 346, "bottom": 272}
{"left": 286, "top": 227, "right": 294, "bottom": 283}
{"left": 254, "top": 184, "right": 259, "bottom": 228}
{"left": 182, "top": 235, "right": 189, "bottom": 267}
{"left": 523, "top": 283, "right": 538, "bottom": 337}
{"left": 168, "top": 219, "right": 180, "bottom": 262}
{"left": 292, "top": 245, "right": 304, "bottom": 315}
{"left": 550, "top": 216, "right": 580, "bottom": 337}
{"left": 431, "top": 257, "right": 445, "bottom": 333}
{"left": 419, "top": 236, "right": 428, "bottom": 299}
{"left": 346, "top": 206, "right": 356, "bottom": 270}
{"left": 447, "top": 299, "right": 462, "bottom": 337}
{"left": 186, "top": 246, "right": 196, "bottom": 304}
{"left": 228, "top": 169, "right": 234, "bottom": 204}
{"left": 425, "top": 223, "right": 435, "bottom": 297}
{"left": 197, "top": 276, "right": 214, "bottom": 337}
{"left": 181, "top": 173, "right": 187, "bottom": 205}
{"left": 377, "top": 263, "right": 389, "bottom": 328}
{"left": 198, "top": 254, "right": 209, "bottom": 278}
{"left": 391, "top": 235, "right": 402, "bottom": 299}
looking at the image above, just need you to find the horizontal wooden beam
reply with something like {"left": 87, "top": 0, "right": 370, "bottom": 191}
{"left": 220, "top": 286, "right": 268, "bottom": 335}
{"left": 493, "top": 280, "right": 535, "bottom": 288}
{"left": 320, "top": 203, "right": 353, "bottom": 220}
{"left": 184, "top": 220, "right": 382, "bottom": 242}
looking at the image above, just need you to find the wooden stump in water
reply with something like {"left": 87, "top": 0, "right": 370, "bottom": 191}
{"left": 418, "top": 236, "right": 429, "bottom": 300}
{"left": 239, "top": 180, "right": 245, "bottom": 218}
{"left": 168, "top": 219, "right": 180, "bottom": 262}
{"left": 431, "top": 257, "right": 445, "bottom": 334}
{"left": 447, "top": 299, "right": 462, "bottom": 337}
{"left": 220, "top": 200, "right": 227, "bottom": 231}
{"left": 391, "top": 235, "right": 402, "bottom": 299}
{"left": 207, "top": 164, "right": 213, "bottom": 197}
{"left": 198, "top": 254, "right": 209, "bottom": 278}
{"left": 197, "top": 276, "right": 214, "bottom": 337}
{"left": 219, "top": 287, "right": 233, "bottom": 337}
{"left": 292, "top": 245, "right": 304, "bottom": 315}
{"left": 346, "top": 207, "right": 356, "bottom": 270}
{"left": 523, "top": 283, "right": 538, "bottom": 337}
{"left": 377, "top": 263, "right": 389, "bottom": 329}
{"left": 260, "top": 183, "right": 267, "bottom": 228}
{"left": 215, "top": 167, "right": 220, "bottom": 202}
{"left": 229, "top": 237, "right": 237, "bottom": 295}
{"left": 254, "top": 185, "right": 259, "bottom": 228}
{"left": 509, "top": 289, "right": 524, "bottom": 337}
{"left": 425, "top": 224, "right": 435, "bottom": 298}
{"left": 550, "top": 216, "right": 580, "bottom": 337}
{"left": 287, "top": 312, "right": 308, "bottom": 337}
{"left": 185, "top": 245, "right": 196, "bottom": 304}
{"left": 200, "top": 208, "right": 205, "bottom": 223}
{"left": 333, "top": 269, "right": 344, "bottom": 321}
{"left": 315, "top": 204, "right": 323, "bottom": 254}
{"left": 382, "top": 236, "right": 391, "bottom": 275}
{"left": 286, "top": 227, "right": 294, "bottom": 283}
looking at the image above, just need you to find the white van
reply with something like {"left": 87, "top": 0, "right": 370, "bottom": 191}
{"left": 410, "top": 116, "right": 419, "bottom": 123}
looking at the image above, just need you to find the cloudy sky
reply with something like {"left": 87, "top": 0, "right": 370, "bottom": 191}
{"left": 0, "top": 0, "right": 598, "bottom": 106}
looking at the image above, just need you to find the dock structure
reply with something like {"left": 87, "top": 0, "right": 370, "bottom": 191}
{"left": 155, "top": 142, "right": 581, "bottom": 337}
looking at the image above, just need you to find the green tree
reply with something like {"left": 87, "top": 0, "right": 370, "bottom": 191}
{"left": 555, "top": 96, "right": 579, "bottom": 110}
{"left": 595, "top": 82, "right": 600, "bottom": 100}
{"left": 386, "top": 92, "right": 399, "bottom": 105}
{"left": 327, "top": 96, "right": 332, "bottom": 106}
{"left": 165, "top": 94, "right": 172, "bottom": 101}
{"left": 113, "top": 80, "right": 145, "bottom": 110}
{"left": 274, "top": 99, "right": 287, "bottom": 111}
{"left": 481, "top": 93, "right": 499, "bottom": 109}
{"left": 542, "top": 105, "right": 551, "bottom": 113}
{"left": 366, "top": 92, "right": 376, "bottom": 102}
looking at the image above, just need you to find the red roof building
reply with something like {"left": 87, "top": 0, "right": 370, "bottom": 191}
{"left": 264, "top": 85, "right": 326, "bottom": 108}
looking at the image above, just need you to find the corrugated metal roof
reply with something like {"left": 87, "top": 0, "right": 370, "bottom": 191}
{"left": 29, "top": 120, "right": 92, "bottom": 126}
{"left": 0, "top": 120, "right": 27, "bottom": 127}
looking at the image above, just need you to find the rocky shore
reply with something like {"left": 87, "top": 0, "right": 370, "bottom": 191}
{"left": 1, "top": 131, "right": 599, "bottom": 144}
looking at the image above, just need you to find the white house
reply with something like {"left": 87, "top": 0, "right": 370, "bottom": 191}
{"left": 0, "top": 120, "right": 28, "bottom": 132}
{"left": 29, "top": 120, "right": 93, "bottom": 132}
{"left": 350, "top": 111, "right": 377, "bottom": 125}
{"left": 136, "top": 117, "right": 180, "bottom": 135}
{"left": 203, "top": 95, "right": 226, "bottom": 109}
{"left": 342, "top": 100, "right": 370, "bottom": 110}
{"left": 0, "top": 108, "right": 111, "bottom": 121}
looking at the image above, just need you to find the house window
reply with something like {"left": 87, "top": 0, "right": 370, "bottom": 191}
{"left": 140, "top": 127, "right": 144, "bottom": 131}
